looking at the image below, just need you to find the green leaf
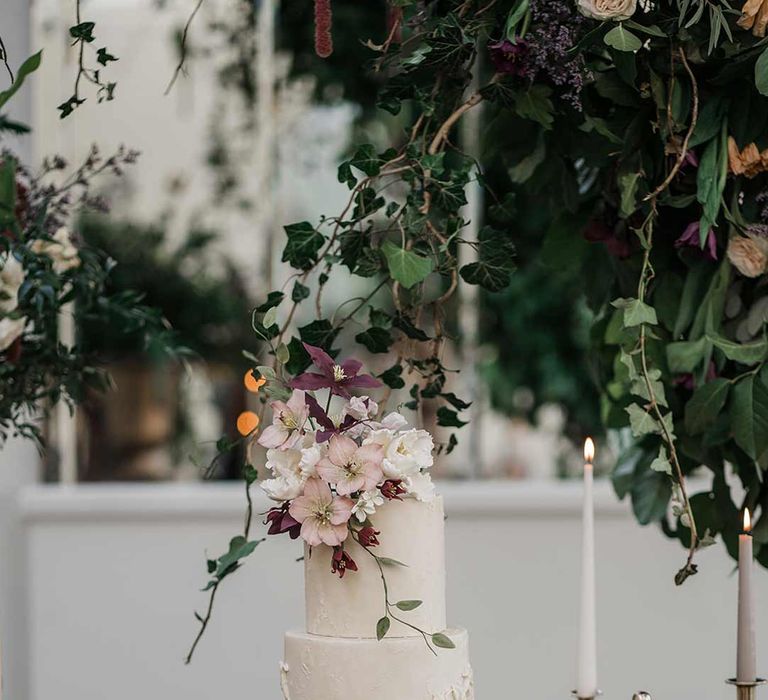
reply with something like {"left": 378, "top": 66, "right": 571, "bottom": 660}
{"left": 381, "top": 240, "right": 434, "bottom": 289}
{"left": 69, "top": 21, "right": 96, "bottom": 42}
{"left": 618, "top": 171, "right": 641, "bottom": 218}
{"left": 377, "top": 557, "right": 408, "bottom": 567}
{"left": 684, "top": 378, "right": 730, "bottom": 434}
{"left": 624, "top": 20, "right": 666, "bottom": 36}
{"left": 96, "top": 47, "right": 118, "bottom": 66}
{"left": 513, "top": 85, "right": 554, "bottom": 130}
{"left": 625, "top": 403, "right": 659, "bottom": 437}
{"left": 243, "top": 465, "right": 259, "bottom": 486}
{"left": 393, "top": 313, "right": 430, "bottom": 341}
{"left": 216, "top": 536, "right": 262, "bottom": 578}
{"left": 431, "top": 632, "right": 456, "bottom": 649}
{"left": 376, "top": 616, "right": 391, "bottom": 640}
{"left": 0, "top": 51, "right": 42, "bottom": 112}
{"left": 355, "top": 327, "right": 392, "bottom": 354}
{"left": 459, "top": 227, "right": 516, "bottom": 292}
{"left": 291, "top": 281, "right": 310, "bottom": 303}
{"left": 255, "top": 291, "right": 284, "bottom": 313}
{"left": 709, "top": 335, "right": 768, "bottom": 366}
{"left": 282, "top": 222, "right": 325, "bottom": 270}
{"left": 631, "top": 467, "right": 671, "bottom": 525}
{"left": 262, "top": 307, "right": 278, "bottom": 329}
{"left": 437, "top": 407, "right": 468, "bottom": 428}
{"left": 756, "top": 46, "right": 768, "bottom": 97}
{"left": 350, "top": 144, "right": 384, "bottom": 177}
{"left": 731, "top": 375, "right": 768, "bottom": 464}
{"left": 379, "top": 363, "right": 405, "bottom": 389}
{"left": 650, "top": 447, "right": 672, "bottom": 476}
{"left": 275, "top": 342, "right": 290, "bottom": 364}
{"left": 611, "top": 297, "right": 658, "bottom": 327}
{"left": 667, "top": 337, "right": 708, "bottom": 373}
{"left": 604, "top": 24, "right": 642, "bottom": 52}
{"left": 395, "top": 599, "right": 423, "bottom": 611}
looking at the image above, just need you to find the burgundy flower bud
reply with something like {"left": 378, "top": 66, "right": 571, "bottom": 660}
{"left": 380, "top": 479, "right": 406, "bottom": 501}
{"left": 331, "top": 546, "right": 358, "bottom": 579}
{"left": 357, "top": 526, "right": 381, "bottom": 548}
{"left": 314, "top": 0, "right": 334, "bottom": 58}
{"left": 265, "top": 504, "right": 301, "bottom": 539}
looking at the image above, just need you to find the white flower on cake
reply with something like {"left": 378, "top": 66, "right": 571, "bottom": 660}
{"left": 258, "top": 390, "right": 310, "bottom": 450}
{"left": 262, "top": 473, "right": 304, "bottom": 502}
{"left": 316, "top": 434, "right": 384, "bottom": 496}
{"left": 405, "top": 472, "right": 436, "bottom": 502}
{"left": 298, "top": 441, "right": 324, "bottom": 480}
{"left": 351, "top": 489, "right": 385, "bottom": 522}
{"left": 31, "top": 227, "right": 81, "bottom": 273}
{"left": 382, "top": 428, "right": 434, "bottom": 480}
{"left": 0, "top": 255, "right": 26, "bottom": 351}
{"left": 344, "top": 395, "right": 378, "bottom": 420}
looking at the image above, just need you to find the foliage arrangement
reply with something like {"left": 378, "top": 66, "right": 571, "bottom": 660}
{"left": 224, "top": 0, "right": 768, "bottom": 586}
{"left": 0, "top": 53, "right": 170, "bottom": 442}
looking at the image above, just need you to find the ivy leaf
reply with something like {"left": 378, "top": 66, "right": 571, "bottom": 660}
{"left": 709, "top": 334, "right": 768, "bottom": 365}
{"left": 393, "top": 313, "right": 430, "bottom": 341}
{"left": 650, "top": 447, "right": 672, "bottom": 476}
{"left": 96, "top": 47, "right": 118, "bottom": 66}
{"left": 69, "top": 21, "right": 96, "bottom": 42}
{"left": 275, "top": 342, "right": 290, "bottom": 364}
{"left": 377, "top": 557, "right": 408, "bottom": 567}
{"left": 282, "top": 222, "right": 325, "bottom": 270}
{"left": 0, "top": 51, "right": 42, "bottom": 112}
{"left": 243, "top": 465, "right": 259, "bottom": 486}
{"left": 291, "top": 281, "right": 310, "bottom": 303}
{"left": 381, "top": 240, "right": 434, "bottom": 289}
{"left": 625, "top": 403, "right": 658, "bottom": 436}
{"left": 355, "top": 327, "right": 392, "bottom": 354}
{"left": 299, "top": 319, "right": 338, "bottom": 350}
{"left": 459, "top": 227, "right": 516, "bottom": 292}
{"left": 376, "top": 616, "right": 391, "bottom": 640}
{"left": 431, "top": 632, "right": 456, "bottom": 649}
{"left": 604, "top": 24, "right": 642, "bottom": 52}
{"left": 350, "top": 144, "right": 384, "bottom": 177}
{"left": 437, "top": 407, "right": 468, "bottom": 428}
{"left": 395, "top": 599, "right": 423, "bottom": 611}
{"left": 216, "top": 536, "right": 262, "bottom": 579}
{"left": 255, "top": 291, "right": 284, "bottom": 313}
{"left": 684, "top": 378, "right": 730, "bottom": 434}
{"left": 756, "top": 46, "right": 768, "bottom": 97}
{"left": 379, "top": 363, "right": 405, "bottom": 389}
{"left": 731, "top": 375, "right": 768, "bottom": 464}
{"left": 513, "top": 85, "right": 554, "bottom": 130}
{"left": 611, "top": 297, "right": 658, "bottom": 327}
{"left": 631, "top": 467, "right": 671, "bottom": 525}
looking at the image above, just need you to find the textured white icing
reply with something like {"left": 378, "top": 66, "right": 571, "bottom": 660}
{"left": 283, "top": 628, "right": 473, "bottom": 700}
{"left": 304, "top": 496, "right": 447, "bottom": 638}
{"left": 280, "top": 662, "right": 291, "bottom": 700}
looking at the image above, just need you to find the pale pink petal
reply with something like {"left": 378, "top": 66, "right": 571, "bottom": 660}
{"left": 258, "top": 424, "right": 288, "bottom": 448}
{"left": 330, "top": 522, "right": 350, "bottom": 544}
{"left": 317, "top": 520, "right": 348, "bottom": 546}
{"left": 288, "top": 495, "right": 314, "bottom": 523}
{"left": 300, "top": 517, "right": 322, "bottom": 546}
{"left": 302, "top": 477, "right": 332, "bottom": 505}
{"left": 316, "top": 458, "right": 346, "bottom": 486}
{"left": 270, "top": 400, "right": 289, "bottom": 416}
{"left": 286, "top": 390, "right": 305, "bottom": 415}
{"left": 333, "top": 474, "right": 363, "bottom": 496}
{"left": 329, "top": 495, "right": 354, "bottom": 525}
{"left": 328, "top": 434, "right": 357, "bottom": 466}
{"left": 360, "top": 461, "right": 384, "bottom": 492}
{"left": 356, "top": 443, "right": 383, "bottom": 467}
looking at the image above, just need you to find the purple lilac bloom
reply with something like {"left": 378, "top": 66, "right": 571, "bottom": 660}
{"left": 675, "top": 221, "right": 717, "bottom": 261}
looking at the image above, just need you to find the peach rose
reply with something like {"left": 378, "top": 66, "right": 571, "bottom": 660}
{"left": 727, "top": 235, "right": 768, "bottom": 278}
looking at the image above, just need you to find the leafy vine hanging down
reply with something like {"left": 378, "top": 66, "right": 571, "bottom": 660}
{"left": 180, "top": 0, "right": 768, "bottom": 644}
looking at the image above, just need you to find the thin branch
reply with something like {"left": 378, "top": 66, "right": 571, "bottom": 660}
{"left": 184, "top": 580, "right": 219, "bottom": 665}
{"left": 165, "top": 0, "right": 205, "bottom": 95}
{"left": 0, "top": 35, "right": 14, "bottom": 84}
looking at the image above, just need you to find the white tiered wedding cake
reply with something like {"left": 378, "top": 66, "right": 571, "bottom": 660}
{"left": 280, "top": 495, "right": 474, "bottom": 699}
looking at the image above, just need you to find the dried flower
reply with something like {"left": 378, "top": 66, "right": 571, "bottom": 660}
{"left": 488, "top": 39, "right": 531, "bottom": 77}
{"left": 737, "top": 0, "right": 768, "bottom": 36}
{"left": 314, "top": 0, "right": 333, "bottom": 58}
{"left": 578, "top": 0, "right": 637, "bottom": 20}
{"left": 728, "top": 137, "right": 768, "bottom": 178}
{"left": 675, "top": 221, "right": 718, "bottom": 261}
{"left": 727, "top": 234, "right": 768, "bottom": 278}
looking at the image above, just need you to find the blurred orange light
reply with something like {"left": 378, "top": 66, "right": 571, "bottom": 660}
{"left": 244, "top": 370, "right": 266, "bottom": 393}
{"left": 237, "top": 411, "right": 260, "bottom": 436}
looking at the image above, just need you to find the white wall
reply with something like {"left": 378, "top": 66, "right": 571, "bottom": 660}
{"left": 18, "top": 481, "right": 765, "bottom": 700}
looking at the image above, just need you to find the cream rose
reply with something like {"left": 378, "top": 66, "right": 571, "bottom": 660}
{"left": 727, "top": 235, "right": 768, "bottom": 278}
{"left": 31, "top": 227, "right": 81, "bottom": 274}
{"left": 0, "top": 255, "right": 25, "bottom": 350}
{"left": 578, "top": 0, "right": 637, "bottom": 20}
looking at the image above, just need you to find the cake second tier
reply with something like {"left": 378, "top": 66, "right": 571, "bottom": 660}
{"left": 282, "top": 628, "right": 473, "bottom": 700}
{"left": 304, "top": 496, "right": 447, "bottom": 638}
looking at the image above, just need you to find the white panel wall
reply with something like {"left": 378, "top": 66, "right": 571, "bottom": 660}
{"left": 18, "top": 481, "right": 766, "bottom": 700}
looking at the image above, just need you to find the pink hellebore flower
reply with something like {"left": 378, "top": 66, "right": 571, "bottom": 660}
{"left": 258, "top": 390, "right": 309, "bottom": 450}
{"left": 316, "top": 434, "right": 384, "bottom": 496}
{"left": 675, "top": 221, "right": 717, "bottom": 261}
{"left": 288, "top": 478, "right": 353, "bottom": 547}
{"left": 291, "top": 343, "right": 382, "bottom": 399}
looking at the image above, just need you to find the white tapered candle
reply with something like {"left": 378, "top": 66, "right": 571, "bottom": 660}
{"left": 577, "top": 438, "right": 597, "bottom": 699}
{"left": 737, "top": 509, "right": 757, "bottom": 683}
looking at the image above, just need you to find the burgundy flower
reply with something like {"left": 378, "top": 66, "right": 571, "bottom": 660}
{"left": 681, "top": 150, "right": 699, "bottom": 171}
{"left": 674, "top": 361, "right": 717, "bottom": 392}
{"left": 380, "top": 479, "right": 407, "bottom": 501}
{"left": 676, "top": 221, "right": 717, "bottom": 261}
{"left": 357, "top": 526, "right": 381, "bottom": 548}
{"left": 488, "top": 39, "right": 530, "bottom": 77}
{"left": 265, "top": 503, "right": 301, "bottom": 540}
{"left": 331, "top": 545, "right": 358, "bottom": 579}
{"left": 314, "top": 0, "right": 333, "bottom": 58}
{"left": 292, "top": 343, "right": 381, "bottom": 399}
{"left": 583, "top": 218, "right": 633, "bottom": 259}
